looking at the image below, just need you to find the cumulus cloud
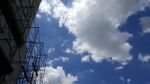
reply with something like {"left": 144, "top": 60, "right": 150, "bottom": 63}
{"left": 36, "top": 66, "right": 78, "bottom": 84}
{"left": 39, "top": 0, "right": 52, "bottom": 16}
{"left": 39, "top": 0, "right": 69, "bottom": 22}
{"left": 39, "top": 0, "right": 150, "bottom": 65}
{"left": 140, "top": 16, "right": 150, "bottom": 33}
{"left": 138, "top": 54, "right": 150, "bottom": 63}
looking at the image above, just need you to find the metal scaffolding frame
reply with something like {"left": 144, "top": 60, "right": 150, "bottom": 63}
{"left": 17, "top": 27, "right": 48, "bottom": 84}
{"left": 0, "top": 0, "right": 47, "bottom": 84}
{"left": 0, "top": 17, "right": 47, "bottom": 84}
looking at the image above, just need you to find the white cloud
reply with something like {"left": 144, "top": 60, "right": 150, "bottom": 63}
{"left": 120, "top": 76, "right": 125, "bottom": 81}
{"left": 48, "top": 48, "right": 55, "bottom": 53}
{"left": 66, "top": 0, "right": 150, "bottom": 65}
{"left": 39, "top": 0, "right": 52, "bottom": 15}
{"left": 138, "top": 54, "right": 150, "bottom": 63}
{"left": 65, "top": 48, "right": 75, "bottom": 54}
{"left": 38, "top": 0, "right": 69, "bottom": 22}
{"left": 114, "top": 66, "right": 124, "bottom": 70}
{"left": 127, "top": 78, "right": 131, "bottom": 83}
{"left": 61, "top": 40, "right": 68, "bottom": 47}
{"left": 140, "top": 16, "right": 150, "bottom": 33}
{"left": 39, "top": 0, "right": 150, "bottom": 65}
{"left": 120, "top": 77, "right": 131, "bottom": 84}
{"left": 36, "top": 66, "right": 78, "bottom": 84}
{"left": 77, "top": 69, "right": 95, "bottom": 77}
{"left": 81, "top": 55, "right": 90, "bottom": 63}
{"left": 61, "top": 56, "right": 69, "bottom": 62}
{"left": 39, "top": 0, "right": 69, "bottom": 22}
{"left": 89, "top": 69, "right": 94, "bottom": 73}
{"left": 47, "top": 56, "right": 69, "bottom": 65}
{"left": 36, "top": 13, "right": 42, "bottom": 19}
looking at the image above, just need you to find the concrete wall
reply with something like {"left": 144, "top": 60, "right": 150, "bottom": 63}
{"left": 0, "top": 13, "right": 27, "bottom": 84}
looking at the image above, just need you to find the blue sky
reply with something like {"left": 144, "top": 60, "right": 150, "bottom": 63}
{"left": 36, "top": 0, "right": 150, "bottom": 84}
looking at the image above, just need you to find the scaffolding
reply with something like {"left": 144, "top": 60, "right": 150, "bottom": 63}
{"left": 16, "top": 27, "right": 48, "bottom": 84}
{"left": 0, "top": 0, "right": 47, "bottom": 84}
{"left": 0, "top": 16, "right": 48, "bottom": 84}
